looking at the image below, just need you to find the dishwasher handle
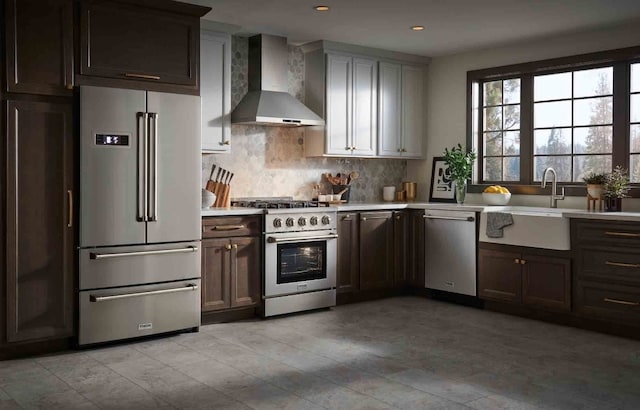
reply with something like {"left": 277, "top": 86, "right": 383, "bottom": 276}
{"left": 423, "top": 215, "right": 475, "bottom": 222}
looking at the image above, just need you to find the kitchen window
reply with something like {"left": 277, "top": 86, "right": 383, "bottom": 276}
{"left": 468, "top": 46, "right": 640, "bottom": 192}
{"left": 631, "top": 63, "right": 640, "bottom": 183}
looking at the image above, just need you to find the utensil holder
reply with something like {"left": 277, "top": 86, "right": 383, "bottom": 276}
{"left": 332, "top": 185, "right": 350, "bottom": 202}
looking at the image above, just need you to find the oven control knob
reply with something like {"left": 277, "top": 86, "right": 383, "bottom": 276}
{"left": 310, "top": 216, "right": 318, "bottom": 226}
{"left": 321, "top": 215, "right": 331, "bottom": 225}
{"left": 298, "top": 217, "right": 307, "bottom": 226}
{"left": 273, "top": 218, "right": 282, "bottom": 228}
{"left": 286, "top": 217, "right": 295, "bottom": 227}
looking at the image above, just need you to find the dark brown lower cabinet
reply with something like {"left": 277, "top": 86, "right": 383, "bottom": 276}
{"left": 572, "top": 218, "right": 640, "bottom": 326}
{"left": 478, "top": 248, "right": 522, "bottom": 303}
{"left": 201, "top": 218, "right": 261, "bottom": 313}
{"left": 393, "top": 211, "right": 409, "bottom": 287}
{"left": 408, "top": 210, "right": 425, "bottom": 288}
{"left": 359, "top": 212, "right": 394, "bottom": 290}
{"left": 3, "top": 99, "right": 75, "bottom": 344}
{"left": 337, "top": 212, "right": 359, "bottom": 293}
{"left": 522, "top": 254, "right": 571, "bottom": 311}
{"left": 478, "top": 245, "right": 570, "bottom": 312}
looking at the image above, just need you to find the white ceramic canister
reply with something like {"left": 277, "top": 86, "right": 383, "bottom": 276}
{"left": 382, "top": 185, "right": 396, "bottom": 202}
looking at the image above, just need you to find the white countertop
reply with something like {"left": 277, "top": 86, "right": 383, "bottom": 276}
{"left": 201, "top": 203, "right": 640, "bottom": 221}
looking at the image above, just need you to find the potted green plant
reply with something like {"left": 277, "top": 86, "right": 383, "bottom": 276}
{"left": 443, "top": 143, "right": 477, "bottom": 204}
{"left": 582, "top": 172, "right": 606, "bottom": 199}
{"left": 603, "top": 166, "right": 630, "bottom": 212}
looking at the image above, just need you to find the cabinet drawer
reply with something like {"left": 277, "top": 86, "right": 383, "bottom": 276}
{"left": 577, "top": 247, "right": 640, "bottom": 286}
{"left": 573, "top": 219, "right": 640, "bottom": 247}
{"left": 202, "top": 216, "right": 262, "bottom": 238}
{"left": 575, "top": 281, "right": 640, "bottom": 325}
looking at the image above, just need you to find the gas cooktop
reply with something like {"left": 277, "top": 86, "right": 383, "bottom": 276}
{"left": 231, "top": 199, "right": 320, "bottom": 209}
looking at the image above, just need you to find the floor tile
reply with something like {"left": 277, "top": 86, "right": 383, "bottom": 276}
{"left": 2, "top": 297, "right": 640, "bottom": 410}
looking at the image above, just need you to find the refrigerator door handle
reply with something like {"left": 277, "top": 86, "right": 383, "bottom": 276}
{"left": 137, "top": 112, "right": 149, "bottom": 222}
{"left": 148, "top": 112, "right": 159, "bottom": 222}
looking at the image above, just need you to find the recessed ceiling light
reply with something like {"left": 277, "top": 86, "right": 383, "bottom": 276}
{"left": 314, "top": 5, "right": 329, "bottom": 11}
{"left": 411, "top": 25, "right": 425, "bottom": 31}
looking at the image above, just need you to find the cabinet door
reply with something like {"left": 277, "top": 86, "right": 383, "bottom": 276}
{"left": 351, "top": 58, "right": 377, "bottom": 156}
{"left": 5, "top": 0, "right": 74, "bottom": 96}
{"left": 5, "top": 100, "right": 74, "bottom": 343}
{"left": 337, "top": 212, "right": 359, "bottom": 293}
{"left": 378, "top": 62, "right": 402, "bottom": 157}
{"left": 408, "top": 210, "right": 426, "bottom": 287}
{"left": 359, "top": 212, "right": 394, "bottom": 290}
{"left": 80, "top": 0, "right": 199, "bottom": 87}
{"left": 201, "top": 31, "right": 231, "bottom": 152}
{"left": 393, "top": 211, "right": 409, "bottom": 287}
{"left": 231, "top": 237, "right": 261, "bottom": 308}
{"left": 522, "top": 254, "right": 571, "bottom": 311}
{"left": 401, "top": 65, "right": 424, "bottom": 158}
{"left": 478, "top": 248, "right": 522, "bottom": 303}
{"left": 325, "top": 54, "right": 352, "bottom": 155}
{"left": 201, "top": 238, "right": 231, "bottom": 311}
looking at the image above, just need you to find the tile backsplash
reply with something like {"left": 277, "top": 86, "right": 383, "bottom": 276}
{"left": 202, "top": 36, "right": 407, "bottom": 202}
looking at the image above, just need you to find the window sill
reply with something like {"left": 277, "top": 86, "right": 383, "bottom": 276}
{"left": 468, "top": 184, "right": 640, "bottom": 198}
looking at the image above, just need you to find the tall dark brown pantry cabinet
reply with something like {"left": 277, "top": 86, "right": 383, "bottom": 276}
{"left": 4, "top": 100, "right": 75, "bottom": 343}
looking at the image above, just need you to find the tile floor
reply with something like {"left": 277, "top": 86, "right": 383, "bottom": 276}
{"left": 1, "top": 297, "right": 640, "bottom": 409}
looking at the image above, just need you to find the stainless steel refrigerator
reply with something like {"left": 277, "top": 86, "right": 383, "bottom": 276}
{"left": 78, "top": 86, "right": 201, "bottom": 345}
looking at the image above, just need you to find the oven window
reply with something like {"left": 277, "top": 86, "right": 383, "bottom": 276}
{"left": 277, "top": 241, "right": 326, "bottom": 284}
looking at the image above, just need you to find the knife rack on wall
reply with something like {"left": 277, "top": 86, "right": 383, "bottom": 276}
{"left": 205, "top": 164, "right": 233, "bottom": 207}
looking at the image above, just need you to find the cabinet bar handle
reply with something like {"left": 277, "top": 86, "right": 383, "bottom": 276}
{"left": 90, "top": 284, "right": 198, "bottom": 302}
{"left": 124, "top": 73, "right": 161, "bottom": 80}
{"left": 423, "top": 215, "right": 475, "bottom": 222}
{"left": 67, "top": 190, "right": 73, "bottom": 228}
{"left": 605, "top": 261, "right": 640, "bottom": 268}
{"left": 361, "top": 216, "right": 391, "bottom": 221}
{"left": 211, "top": 224, "right": 245, "bottom": 231}
{"left": 605, "top": 231, "right": 640, "bottom": 238}
{"left": 603, "top": 297, "right": 639, "bottom": 306}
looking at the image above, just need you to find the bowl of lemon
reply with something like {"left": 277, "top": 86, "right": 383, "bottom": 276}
{"left": 482, "top": 185, "right": 511, "bottom": 205}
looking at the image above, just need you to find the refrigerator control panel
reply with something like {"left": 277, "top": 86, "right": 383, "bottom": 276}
{"left": 95, "top": 134, "right": 129, "bottom": 146}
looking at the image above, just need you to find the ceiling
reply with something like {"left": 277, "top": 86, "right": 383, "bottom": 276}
{"left": 191, "top": 0, "right": 640, "bottom": 57}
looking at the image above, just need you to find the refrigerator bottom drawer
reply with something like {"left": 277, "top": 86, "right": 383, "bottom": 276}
{"left": 79, "top": 279, "right": 201, "bottom": 346}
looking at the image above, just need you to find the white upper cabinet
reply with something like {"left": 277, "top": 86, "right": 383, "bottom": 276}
{"left": 378, "top": 62, "right": 402, "bottom": 156}
{"left": 200, "top": 31, "right": 231, "bottom": 152}
{"left": 325, "top": 53, "right": 352, "bottom": 155}
{"left": 352, "top": 58, "right": 377, "bottom": 156}
{"left": 305, "top": 51, "right": 377, "bottom": 157}
{"left": 303, "top": 41, "right": 428, "bottom": 158}
{"left": 401, "top": 65, "right": 424, "bottom": 158}
{"left": 378, "top": 63, "right": 425, "bottom": 158}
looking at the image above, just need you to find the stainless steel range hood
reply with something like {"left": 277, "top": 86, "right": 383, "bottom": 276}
{"left": 231, "top": 34, "right": 324, "bottom": 127}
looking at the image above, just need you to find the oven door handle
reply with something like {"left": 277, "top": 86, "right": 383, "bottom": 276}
{"left": 267, "top": 234, "right": 338, "bottom": 244}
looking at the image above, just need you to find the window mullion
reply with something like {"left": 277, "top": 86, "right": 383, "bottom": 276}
{"left": 520, "top": 74, "right": 534, "bottom": 184}
{"left": 612, "top": 61, "right": 629, "bottom": 170}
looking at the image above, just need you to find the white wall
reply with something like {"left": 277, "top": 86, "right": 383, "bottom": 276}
{"left": 408, "top": 21, "right": 640, "bottom": 210}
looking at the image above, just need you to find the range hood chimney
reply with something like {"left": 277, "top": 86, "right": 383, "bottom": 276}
{"left": 231, "top": 34, "right": 324, "bottom": 127}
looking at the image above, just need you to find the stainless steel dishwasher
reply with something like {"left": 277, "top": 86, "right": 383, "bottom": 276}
{"left": 424, "top": 209, "right": 477, "bottom": 296}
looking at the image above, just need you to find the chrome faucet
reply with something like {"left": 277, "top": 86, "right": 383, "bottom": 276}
{"left": 541, "top": 167, "right": 565, "bottom": 208}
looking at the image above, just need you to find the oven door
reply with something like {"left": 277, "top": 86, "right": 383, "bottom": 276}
{"left": 264, "top": 230, "right": 337, "bottom": 297}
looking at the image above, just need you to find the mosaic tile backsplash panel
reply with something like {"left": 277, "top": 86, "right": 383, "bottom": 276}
{"left": 202, "top": 36, "right": 406, "bottom": 202}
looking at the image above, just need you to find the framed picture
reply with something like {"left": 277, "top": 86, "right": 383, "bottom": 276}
{"left": 429, "top": 156, "right": 456, "bottom": 202}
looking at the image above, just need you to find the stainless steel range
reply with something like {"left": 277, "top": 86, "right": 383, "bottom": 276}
{"left": 232, "top": 199, "right": 338, "bottom": 317}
